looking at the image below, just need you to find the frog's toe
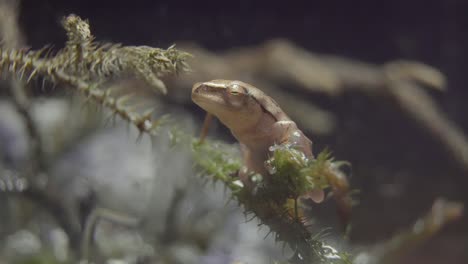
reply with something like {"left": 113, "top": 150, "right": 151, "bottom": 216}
{"left": 304, "top": 189, "right": 325, "bottom": 203}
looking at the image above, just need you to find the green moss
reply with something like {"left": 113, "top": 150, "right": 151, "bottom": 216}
{"left": 266, "top": 144, "right": 332, "bottom": 198}
{"left": 191, "top": 138, "right": 243, "bottom": 192}
{"left": 180, "top": 129, "right": 352, "bottom": 263}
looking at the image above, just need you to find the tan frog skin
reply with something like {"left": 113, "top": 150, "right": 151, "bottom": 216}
{"left": 192, "top": 79, "right": 324, "bottom": 202}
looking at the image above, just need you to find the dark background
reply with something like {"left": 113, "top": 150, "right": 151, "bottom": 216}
{"left": 15, "top": 0, "right": 468, "bottom": 261}
{"left": 19, "top": 0, "right": 468, "bottom": 128}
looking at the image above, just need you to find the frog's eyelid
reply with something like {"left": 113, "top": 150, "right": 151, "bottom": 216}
{"left": 227, "top": 84, "right": 245, "bottom": 95}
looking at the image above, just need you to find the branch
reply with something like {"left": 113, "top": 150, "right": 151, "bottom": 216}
{"left": 376, "top": 198, "right": 463, "bottom": 264}
{"left": 0, "top": 0, "right": 46, "bottom": 173}
{"left": 169, "top": 129, "right": 352, "bottom": 264}
{"left": 0, "top": 14, "right": 191, "bottom": 137}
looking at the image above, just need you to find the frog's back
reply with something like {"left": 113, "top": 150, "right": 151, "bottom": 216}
{"left": 241, "top": 81, "right": 291, "bottom": 122}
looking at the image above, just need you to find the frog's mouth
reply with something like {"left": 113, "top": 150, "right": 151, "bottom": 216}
{"left": 191, "top": 83, "right": 227, "bottom": 111}
{"left": 192, "top": 82, "right": 225, "bottom": 96}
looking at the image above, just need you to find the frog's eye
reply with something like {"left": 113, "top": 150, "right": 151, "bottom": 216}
{"left": 227, "top": 83, "right": 243, "bottom": 95}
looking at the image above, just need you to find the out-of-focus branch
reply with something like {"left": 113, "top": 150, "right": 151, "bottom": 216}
{"left": 165, "top": 39, "right": 468, "bottom": 178}
{"left": 384, "top": 79, "right": 468, "bottom": 176}
{"left": 0, "top": 0, "right": 83, "bottom": 250}
{"left": 163, "top": 43, "right": 338, "bottom": 136}
{"left": 21, "top": 185, "right": 82, "bottom": 250}
{"left": 0, "top": 0, "right": 46, "bottom": 173}
{"left": 236, "top": 39, "right": 445, "bottom": 95}
{"left": 250, "top": 41, "right": 468, "bottom": 175}
{"left": 160, "top": 188, "right": 186, "bottom": 244}
{"left": 0, "top": 0, "right": 25, "bottom": 47}
{"left": 376, "top": 198, "right": 463, "bottom": 264}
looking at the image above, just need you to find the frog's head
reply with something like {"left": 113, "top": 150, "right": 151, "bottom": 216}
{"left": 192, "top": 80, "right": 263, "bottom": 131}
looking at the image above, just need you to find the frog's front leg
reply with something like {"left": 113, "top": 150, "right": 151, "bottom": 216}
{"left": 271, "top": 121, "right": 313, "bottom": 157}
{"left": 271, "top": 121, "right": 325, "bottom": 203}
{"left": 238, "top": 143, "right": 266, "bottom": 189}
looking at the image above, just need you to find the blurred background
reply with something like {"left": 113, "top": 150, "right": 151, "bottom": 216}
{"left": 0, "top": 0, "right": 467, "bottom": 263}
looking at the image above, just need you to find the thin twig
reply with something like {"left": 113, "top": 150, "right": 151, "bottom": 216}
{"left": 0, "top": 0, "right": 46, "bottom": 173}
{"left": 0, "top": 0, "right": 82, "bottom": 250}
{"left": 160, "top": 188, "right": 186, "bottom": 244}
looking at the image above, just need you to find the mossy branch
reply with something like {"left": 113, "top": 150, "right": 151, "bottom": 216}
{"left": 169, "top": 128, "right": 352, "bottom": 264}
{"left": 0, "top": 14, "right": 191, "bottom": 135}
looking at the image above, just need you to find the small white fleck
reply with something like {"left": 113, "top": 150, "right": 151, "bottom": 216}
{"left": 250, "top": 174, "right": 263, "bottom": 183}
{"left": 6, "top": 178, "right": 14, "bottom": 191}
{"left": 15, "top": 178, "right": 28, "bottom": 191}
{"left": 276, "top": 120, "right": 294, "bottom": 125}
{"left": 322, "top": 244, "right": 341, "bottom": 259}
{"left": 143, "top": 120, "right": 153, "bottom": 130}
{"left": 232, "top": 180, "right": 244, "bottom": 188}
{"left": 240, "top": 167, "right": 249, "bottom": 174}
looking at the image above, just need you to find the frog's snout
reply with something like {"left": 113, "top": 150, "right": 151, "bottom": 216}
{"left": 191, "top": 83, "right": 206, "bottom": 104}
{"left": 192, "top": 82, "right": 216, "bottom": 98}
{"left": 192, "top": 82, "right": 205, "bottom": 94}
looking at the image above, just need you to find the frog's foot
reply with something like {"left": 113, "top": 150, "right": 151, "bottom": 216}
{"left": 302, "top": 188, "right": 325, "bottom": 203}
